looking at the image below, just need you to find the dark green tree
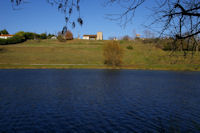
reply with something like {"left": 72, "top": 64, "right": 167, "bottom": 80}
{"left": 40, "top": 33, "right": 47, "bottom": 39}
{"left": 0, "top": 29, "right": 9, "bottom": 35}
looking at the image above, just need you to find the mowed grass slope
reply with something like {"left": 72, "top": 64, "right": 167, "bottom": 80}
{"left": 0, "top": 39, "right": 199, "bottom": 70}
{"left": 0, "top": 40, "right": 105, "bottom": 65}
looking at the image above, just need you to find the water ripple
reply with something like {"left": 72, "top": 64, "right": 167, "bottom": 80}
{"left": 0, "top": 69, "right": 200, "bottom": 132}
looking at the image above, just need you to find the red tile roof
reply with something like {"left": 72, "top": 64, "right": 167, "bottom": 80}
{"left": 0, "top": 35, "right": 14, "bottom": 37}
{"left": 83, "top": 35, "right": 97, "bottom": 38}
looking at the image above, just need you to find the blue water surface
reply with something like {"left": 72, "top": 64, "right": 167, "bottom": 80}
{"left": 0, "top": 69, "right": 200, "bottom": 132}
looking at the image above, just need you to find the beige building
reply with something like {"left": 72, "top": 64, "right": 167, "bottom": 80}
{"left": 83, "top": 32, "right": 103, "bottom": 40}
{"left": 83, "top": 35, "right": 97, "bottom": 40}
{"left": 97, "top": 32, "right": 103, "bottom": 40}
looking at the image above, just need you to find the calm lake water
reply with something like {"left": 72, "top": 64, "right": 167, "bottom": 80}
{"left": 0, "top": 69, "right": 200, "bottom": 132}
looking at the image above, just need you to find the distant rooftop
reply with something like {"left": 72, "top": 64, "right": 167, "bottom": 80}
{"left": 83, "top": 35, "right": 97, "bottom": 38}
{"left": 0, "top": 34, "right": 14, "bottom": 37}
{"left": 136, "top": 34, "right": 140, "bottom": 37}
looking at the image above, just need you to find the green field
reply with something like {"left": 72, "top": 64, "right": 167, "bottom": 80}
{"left": 0, "top": 39, "right": 199, "bottom": 71}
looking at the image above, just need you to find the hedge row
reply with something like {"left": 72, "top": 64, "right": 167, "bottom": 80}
{"left": 0, "top": 32, "right": 53, "bottom": 45}
{"left": 0, "top": 35, "right": 26, "bottom": 45}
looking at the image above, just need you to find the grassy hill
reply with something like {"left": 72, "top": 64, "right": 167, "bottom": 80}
{"left": 0, "top": 39, "right": 199, "bottom": 71}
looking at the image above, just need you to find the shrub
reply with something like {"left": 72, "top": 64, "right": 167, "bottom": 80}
{"left": 0, "top": 31, "right": 48, "bottom": 45}
{"left": 162, "top": 41, "right": 173, "bottom": 51}
{"left": 40, "top": 33, "right": 47, "bottom": 39}
{"left": 126, "top": 45, "right": 133, "bottom": 50}
{"left": 65, "top": 30, "right": 73, "bottom": 40}
{"left": 24, "top": 32, "right": 35, "bottom": 40}
{"left": 103, "top": 41, "right": 124, "bottom": 66}
{"left": 155, "top": 38, "right": 174, "bottom": 51}
{"left": 0, "top": 35, "right": 25, "bottom": 45}
{"left": 122, "top": 35, "right": 131, "bottom": 41}
{"left": 0, "top": 38, "right": 7, "bottom": 45}
{"left": 8, "top": 35, "right": 26, "bottom": 44}
{"left": 57, "top": 35, "right": 66, "bottom": 42}
{"left": 143, "top": 38, "right": 159, "bottom": 44}
{"left": 15, "top": 31, "right": 26, "bottom": 40}
{"left": 16, "top": 31, "right": 45, "bottom": 40}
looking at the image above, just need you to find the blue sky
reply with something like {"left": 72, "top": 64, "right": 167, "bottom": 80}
{"left": 1, "top": 0, "right": 155, "bottom": 39}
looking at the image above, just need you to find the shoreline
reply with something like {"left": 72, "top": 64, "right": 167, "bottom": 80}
{"left": 0, "top": 64, "right": 199, "bottom": 71}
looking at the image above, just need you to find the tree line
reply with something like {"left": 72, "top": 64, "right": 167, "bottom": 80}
{"left": 0, "top": 30, "right": 55, "bottom": 45}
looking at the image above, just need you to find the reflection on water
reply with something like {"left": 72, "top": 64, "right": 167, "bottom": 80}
{"left": 0, "top": 69, "right": 200, "bottom": 132}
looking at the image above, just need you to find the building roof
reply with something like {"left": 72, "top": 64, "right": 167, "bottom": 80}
{"left": 83, "top": 35, "right": 97, "bottom": 38}
{"left": 0, "top": 35, "right": 14, "bottom": 37}
{"left": 136, "top": 34, "right": 140, "bottom": 37}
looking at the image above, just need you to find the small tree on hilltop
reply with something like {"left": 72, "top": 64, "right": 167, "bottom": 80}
{"left": 65, "top": 30, "right": 73, "bottom": 40}
{"left": 122, "top": 35, "right": 131, "bottom": 41}
{"left": 57, "top": 32, "right": 66, "bottom": 42}
{"left": 40, "top": 33, "right": 47, "bottom": 39}
{"left": 0, "top": 29, "right": 9, "bottom": 35}
{"left": 103, "top": 41, "right": 124, "bottom": 66}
